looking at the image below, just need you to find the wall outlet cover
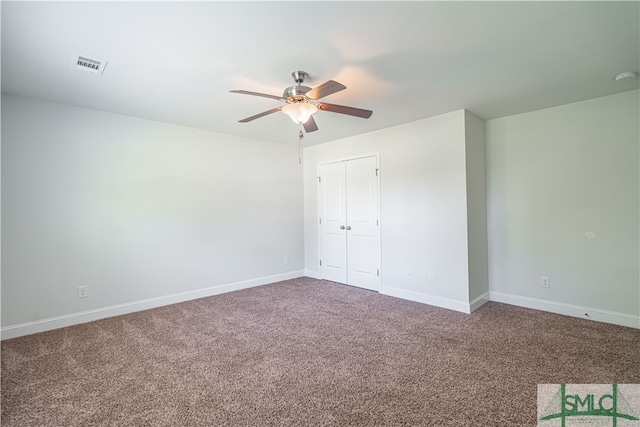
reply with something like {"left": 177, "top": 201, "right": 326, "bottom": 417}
{"left": 78, "top": 286, "right": 88, "bottom": 298}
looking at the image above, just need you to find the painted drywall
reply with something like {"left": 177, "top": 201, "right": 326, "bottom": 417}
{"left": 464, "top": 111, "right": 489, "bottom": 304}
{"left": 486, "top": 90, "right": 639, "bottom": 327}
{"left": 6, "top": 88, "right": 634, "bottom": 336}
{"left": 304, "top": 110, "right": 487, "bottom": 312}
{"left": 1, "top": 94, "right": 305, "bottom": 334}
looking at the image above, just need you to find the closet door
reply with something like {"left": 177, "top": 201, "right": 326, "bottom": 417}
{"left": 318, "top": 161, "right": 347, "bottom": 284}
{"left": 319, "top": 156, "right": 380, "bottom": 291}
{"left": 345, "top": 156, "right": 380, "bottom": 290}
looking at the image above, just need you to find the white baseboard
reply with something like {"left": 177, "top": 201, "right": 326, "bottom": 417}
{"left": 1, "top": 270, "right": 306, "bottom": 340}
{"left": 7, "top": 277, "right": 634, "bottom": 340}
{"left": 470, "top": 292, "right": 490, "bottom": 312}
{"left": 380, "top": 286, "right": 475, "bottom": 314}
{"left": 489, "top": 291, "right": 640, "bottom": 329}
{"left": 304, "top": 269, "right": 321, "bottom": 279}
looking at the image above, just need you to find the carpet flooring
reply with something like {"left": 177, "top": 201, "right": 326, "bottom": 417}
{"left": 2, "top": 277, "right": 639, "bottom": 426}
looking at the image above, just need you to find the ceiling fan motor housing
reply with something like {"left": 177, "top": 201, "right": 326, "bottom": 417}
{"left": 284, "top": 70, "right": 312, "bottom": 102}
{"left": 283, "top": 85, "right": 312, "bottom": 101}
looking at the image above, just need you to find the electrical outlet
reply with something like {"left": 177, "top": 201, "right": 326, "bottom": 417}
{"left": 283, "top": 256, "right": 289, "bottom": 265}
{"left": 540, "top": 276, "right": 550, "bottom": 288}
{"left": 428, "top": 273, "right": 436, "bottom": 284}
{"left": 78, "top": 286, "right": 88, "bottom": 298}
{"left": 406, "top": 272, "right": 412, "bottom": 279}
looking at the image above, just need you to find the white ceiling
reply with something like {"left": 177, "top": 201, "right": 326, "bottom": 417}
{"left": 2, "top": 1, "right": 639, "bottom": 146}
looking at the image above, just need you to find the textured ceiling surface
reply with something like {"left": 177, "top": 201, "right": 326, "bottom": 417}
{"left": 2, "top": 1, "right": 639, "bottom": 146}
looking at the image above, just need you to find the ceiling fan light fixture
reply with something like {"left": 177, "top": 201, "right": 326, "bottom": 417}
{"left": 282, "top": 102, "right": 318, "bottom": 124}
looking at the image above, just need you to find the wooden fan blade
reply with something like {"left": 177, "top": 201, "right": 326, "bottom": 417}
{"left": 317, "top": 103, "right": 373, "bottom": 119}
{"left": 239, "top": 107, "right": 282, "bottom": 123}
{"left": 305, "top": 80, "right": 346, "bottom": 100}
{"left": 303, "top": 115, "right": 319, "bottom": 133}
{"left": 230, "top": 90, "right": 285, "bottom": 101}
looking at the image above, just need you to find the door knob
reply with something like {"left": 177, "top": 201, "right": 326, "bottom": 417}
{"left": 346, "top": 226, "right": 351, "bottom": 230}
{"left": 340, "top": 225, "right": 345, "bottom": 230}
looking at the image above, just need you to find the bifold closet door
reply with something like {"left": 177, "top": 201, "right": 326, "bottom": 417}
{"left": 319, "top": 156, "right": 380, "bottom": 291}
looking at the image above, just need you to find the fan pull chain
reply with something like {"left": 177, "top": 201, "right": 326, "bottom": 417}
{"left": 298, "top": 128, "right": 304, "bottom": 164}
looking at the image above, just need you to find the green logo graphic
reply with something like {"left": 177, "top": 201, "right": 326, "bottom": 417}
{"left": 539, "top": 384, "right": 639, "bottom": 427}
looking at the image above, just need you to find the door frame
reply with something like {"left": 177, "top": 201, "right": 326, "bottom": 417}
{"left": 317, "top": 152, "right": 381, "bottom": 289}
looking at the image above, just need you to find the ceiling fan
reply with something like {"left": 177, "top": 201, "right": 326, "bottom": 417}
{"left": 230, "top": 71, "right": 373, "bottom": 133}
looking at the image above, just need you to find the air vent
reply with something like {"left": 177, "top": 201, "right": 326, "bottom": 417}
{"left": 71, "top": 53, "right": 107, "bottom": 75}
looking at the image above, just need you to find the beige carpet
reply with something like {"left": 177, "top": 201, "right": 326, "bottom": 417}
{"left": 2, "top": 277, "right": 639, "bottom": 426}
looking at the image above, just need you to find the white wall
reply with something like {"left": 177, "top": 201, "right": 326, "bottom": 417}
{"left": 304, "top": 110, "right": 488, "bottom": 312}
{"left": 5, "top": 89, "right": 635, "bottom": 337}
{"left": 1, "top": 94, "right": 305, "bottom": 337}
{"left": 465, "top": 111, "right": 489, "bottom": 304}
{"left": 486, "top": 90, "right": 640, "bottom": 327}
